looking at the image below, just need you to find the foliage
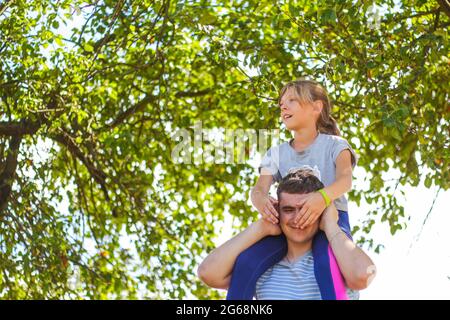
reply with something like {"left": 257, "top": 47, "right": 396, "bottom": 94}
{"left": 0, "top": 0, "right": 448, "bottom": 298}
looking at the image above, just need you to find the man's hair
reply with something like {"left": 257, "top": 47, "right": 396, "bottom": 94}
{"left": 276, "top": 168, "right": 324, "bottom": 201}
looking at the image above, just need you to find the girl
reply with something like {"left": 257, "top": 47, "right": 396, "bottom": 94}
{"left": 226, "top": 79, "right": 358, "bottom": 300}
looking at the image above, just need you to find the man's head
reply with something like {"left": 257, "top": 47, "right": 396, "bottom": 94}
{"left": 276, "top": 168, "right": 324, "bottom": 244}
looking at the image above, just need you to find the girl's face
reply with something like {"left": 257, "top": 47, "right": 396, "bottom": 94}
{"left": 279, "top": 88, "right": 318, "bottom": 131}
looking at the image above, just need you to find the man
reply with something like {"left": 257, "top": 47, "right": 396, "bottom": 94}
{"left": 197, "top": 168, "right": 376, "bottom": 299}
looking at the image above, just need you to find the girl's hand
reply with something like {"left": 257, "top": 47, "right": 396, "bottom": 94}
{"left": 259, "top": 196, "right": 279, "bottom": 224}
{"left": 294, "top": 192, "right": 328, "bottom": 229}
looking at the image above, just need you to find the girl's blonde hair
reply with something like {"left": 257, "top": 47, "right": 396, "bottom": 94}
{"left": 278, "top": 79, "right": 341, "bottom": 136}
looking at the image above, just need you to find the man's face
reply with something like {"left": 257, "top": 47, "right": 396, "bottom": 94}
{"left": 278, "top": 192, "right": 320, "bottom": 243}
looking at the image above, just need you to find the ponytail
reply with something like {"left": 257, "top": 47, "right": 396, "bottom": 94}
{"left": 317, "top": 94, "right": 341, "bottom": 136}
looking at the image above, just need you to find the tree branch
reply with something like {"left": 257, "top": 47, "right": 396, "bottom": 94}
{"left": 437, "top": 0, "right": 450, "bottom": 18}
{"left": 0, "top": 135, "right": 22, "bottom": 213}
{"left": 0, "top": 90, "right": 64, "bottom": 137}
{"left": 174, "top": 89, "right": 212, "bottom": 98}
{"left": 408, "top": 186, "right": 442, "bottom": 253}
{"left": 0, "top": 0, "right": 13, "bottom": 16}
{"left": 0, "top": 120, "right": 40, "bottom": 136}
{"left": 106, "top": 94, "right": 157, "bottom": 129}
{"left": 49, "top": 129, "right": 109, "bottom": 201}
{"left": 382, "top": 9, "right": 441, "bottom": 23}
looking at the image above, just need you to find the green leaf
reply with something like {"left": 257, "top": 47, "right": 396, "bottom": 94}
{"left": 199, "top": 12, "right": 217, "bottom": 25}
{"left": 424, "top": 176, "right": 432, "bottom": 188}
{"left": 84, "top": 43, "right": 94, "bottom": 52}
{"left": 320, "top": 8, "right": 337, "bottom": 25}
{"left": 55, "top": 36, "right": 63, "bottom": 46}
{"left": 0, "top": 0, "right": 447, "bottom": 301}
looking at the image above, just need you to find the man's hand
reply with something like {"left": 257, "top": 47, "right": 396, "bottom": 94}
{"left": 198, "top": 217, "right": 280, "bottom": 289}
{"left": 255, "top": 218, "right": 282, "bottom": 237}
{"left": 319, "top": 203, "right": 339, "bottom": 232}
{"left": 318, "top": 203, "right": 377, "bottom": 290}
{"left": 294, "top": 192, "right": 327, "bottom": 229}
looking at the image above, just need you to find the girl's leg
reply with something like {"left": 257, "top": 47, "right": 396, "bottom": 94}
{"left": 312, "top": 210, "right": 353, "bottom": 300}
{"left": 226, "top": 234, "right": 287, "bottom": 300}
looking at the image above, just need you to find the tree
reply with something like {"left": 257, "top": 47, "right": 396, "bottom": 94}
{"left": 0, "top": 0, "right": 448, "bottom": 299}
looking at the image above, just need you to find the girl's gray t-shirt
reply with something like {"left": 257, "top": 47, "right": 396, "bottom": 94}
{"left": 258, "top": 133, "right": 358, "bottom": 212}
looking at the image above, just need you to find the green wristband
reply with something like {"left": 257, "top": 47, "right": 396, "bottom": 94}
{"left": 318, "top": 189, "right": 331, "bottom": 207}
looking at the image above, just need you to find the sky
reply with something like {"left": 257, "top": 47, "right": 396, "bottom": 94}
{"left": 352, "top": 182, "right": 450, "bottom": 299}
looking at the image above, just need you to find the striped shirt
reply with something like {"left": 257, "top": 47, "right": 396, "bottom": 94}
{"left": 255, "top": 250, "right": 359, "bottom": 300}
